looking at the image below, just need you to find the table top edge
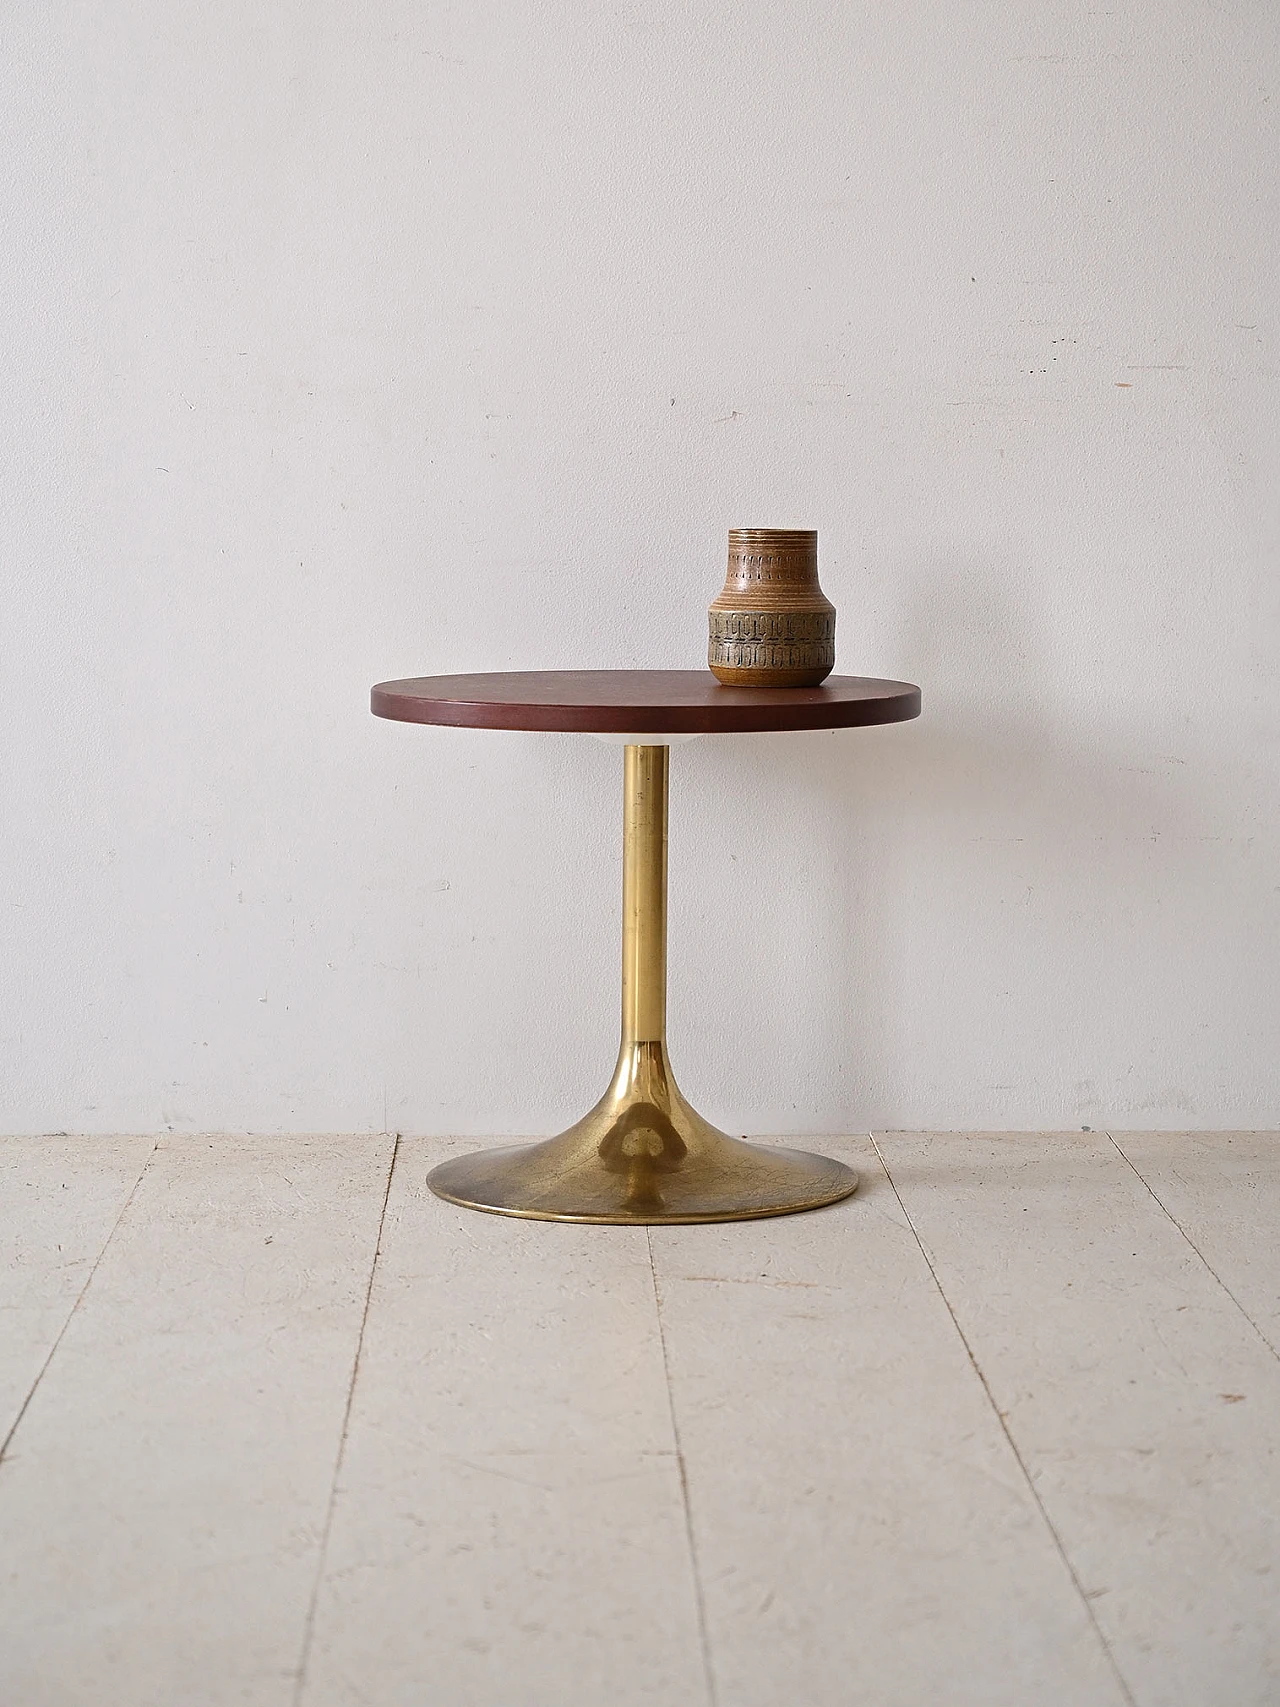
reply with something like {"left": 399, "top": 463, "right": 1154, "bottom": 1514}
{"left": 370, "top": 670, "right": 921, "bottom": 734}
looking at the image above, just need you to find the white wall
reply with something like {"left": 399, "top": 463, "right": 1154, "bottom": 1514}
{"left": 2, "top": 1, "right": 1277, "bottom": 1136}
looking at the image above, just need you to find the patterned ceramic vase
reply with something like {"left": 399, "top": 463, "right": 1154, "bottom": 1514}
{"left": 708, "top": 528, "right": 836, "bottom": 687}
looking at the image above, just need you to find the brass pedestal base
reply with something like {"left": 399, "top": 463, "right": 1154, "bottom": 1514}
{"left": 428, "top": 745, "right": 857, "bottom": 1226}
{"left": 428, "top": 1041, "right": 857, "bottom": 1224}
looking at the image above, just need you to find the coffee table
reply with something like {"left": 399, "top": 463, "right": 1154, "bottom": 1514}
{"left": 371, "top": 670, "right": 921, "bottom": 1224}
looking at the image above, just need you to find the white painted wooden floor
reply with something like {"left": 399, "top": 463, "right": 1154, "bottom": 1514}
{"left": 1, "top": 1133, "right": 1277, "bottom": 1707}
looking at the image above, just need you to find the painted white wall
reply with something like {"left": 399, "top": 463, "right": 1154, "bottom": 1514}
{"left": 2, "top": 1, "right": 1277, "bottom": 1136}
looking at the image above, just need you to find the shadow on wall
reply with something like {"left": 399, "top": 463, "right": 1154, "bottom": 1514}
{"left": 732, "top": 550, "right": 1271, "bottom": 1128}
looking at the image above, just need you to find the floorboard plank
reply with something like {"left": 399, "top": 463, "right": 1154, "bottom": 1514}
{"left": 0, "top": 1135, "right": 154, "bottom": 1447}
{"left": 650, "top": 1135, "right": 1125, "bottom": 1707}
{"left": 0, "top": 1134, "right": 394, "bottom": 1707}
{"left": 1110, "top": 1131, "right": 1280, "bottom": 1359}
{"left": 299, "top": 1136, "right": 709, "bottom": 1707}
{"left": 876, "top": 1130, "right": 1280, "bottom": 1707}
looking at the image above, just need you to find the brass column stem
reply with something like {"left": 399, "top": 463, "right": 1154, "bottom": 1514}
{"left": 620, "top": 744, "right": 668, "bottom": 1047}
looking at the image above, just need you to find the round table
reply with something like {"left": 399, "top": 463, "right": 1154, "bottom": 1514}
{"left": 371, "top": 670, "right": 921, "bottom": 1224}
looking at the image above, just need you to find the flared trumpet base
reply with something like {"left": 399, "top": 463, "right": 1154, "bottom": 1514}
{"left": 427, "top": 1041, "right": 858, "bottom": 1225}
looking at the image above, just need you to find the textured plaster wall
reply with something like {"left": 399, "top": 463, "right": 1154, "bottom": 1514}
{"left": 2, "top": 1, "right": 1278, "bottom": 1135}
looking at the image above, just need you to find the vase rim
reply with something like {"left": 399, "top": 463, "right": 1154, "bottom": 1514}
{"left": 728, "top": 528, "right": 817, "bottom": 543}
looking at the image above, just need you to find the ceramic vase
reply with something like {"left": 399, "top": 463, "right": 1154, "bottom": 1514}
{"left": 708, "top": 528, "right": 836, "bottom": 687}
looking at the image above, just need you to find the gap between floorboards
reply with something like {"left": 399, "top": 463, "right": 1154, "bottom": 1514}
{"left": 1103, "top": 1131, "right": 1280, "bottom": 1364}
{"left": 866, "top": 1132, "right": 1139, "bottom": 1707}
{"left": 0, "top": 1139, "right": 159, "bottom": 1469}
{"left": 292, "top": 1133, "right": 402, "bottom": 1707}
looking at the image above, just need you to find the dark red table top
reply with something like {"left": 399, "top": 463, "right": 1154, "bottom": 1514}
{"left": 371, "top": 670, "right": 920, "bottom": 735}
